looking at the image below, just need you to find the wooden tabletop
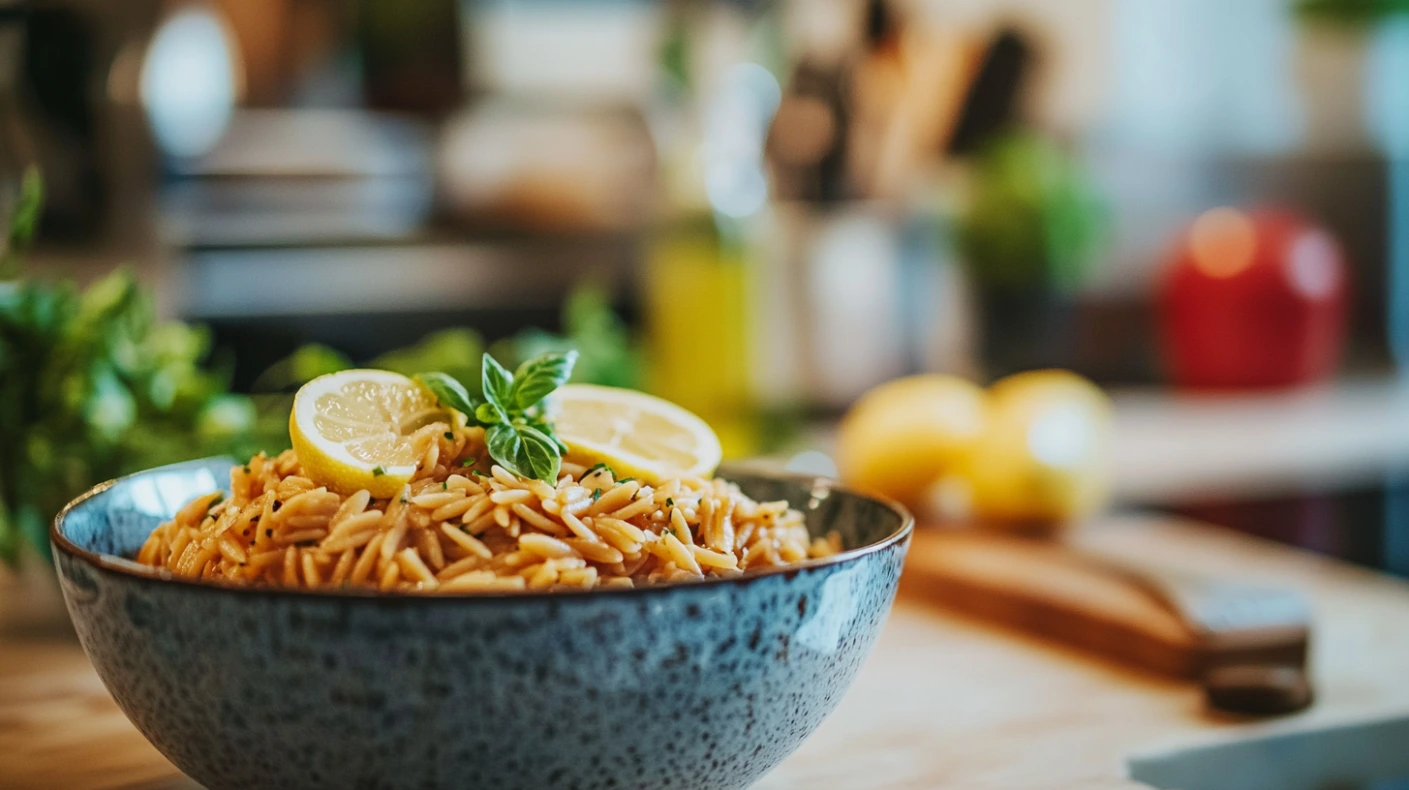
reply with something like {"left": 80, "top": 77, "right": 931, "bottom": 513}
{"left": 4, "top": 513, "right": 1409, "bottom": 790}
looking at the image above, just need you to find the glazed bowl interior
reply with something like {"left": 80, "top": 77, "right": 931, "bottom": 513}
{"left": 54, "top": 457, "right": 909, "bottom": 592}
{"left": 51, "top": 457, "right": 912, "bottom": 790}
{"left": 57, "top": 458, "right": 233, "bottom": 562}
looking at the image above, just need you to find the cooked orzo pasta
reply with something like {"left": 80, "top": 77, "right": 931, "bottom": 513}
{"left": 136, "top": 423, "right": 839, "bottom": 592}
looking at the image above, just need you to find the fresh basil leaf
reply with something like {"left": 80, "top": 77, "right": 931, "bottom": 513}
{"left": 416, "top": 372, "right": 478, "bottom": 420}
{"left": 475, "top": 402, "right": 504, "bottom": 425}
{"left": 448, "top": 350, "right": 576, "bottom": 482}
{"left": 518, "top": 423, "right": 562, "bottom": 482}
{"left": 518, "top": 425, "right": 560, "bottom": 481}
{"left": 512, "top": 349, "right": 578, "bottom": 411}
{"left": 481, "top": 353, "right": 514, "bottom": 411}
{"left": 485, "top": 422, "right": 527, "bottom": 478}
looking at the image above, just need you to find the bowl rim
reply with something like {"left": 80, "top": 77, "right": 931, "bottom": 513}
{"left": 50, "top": 458, "right": 914, "bottom": 602}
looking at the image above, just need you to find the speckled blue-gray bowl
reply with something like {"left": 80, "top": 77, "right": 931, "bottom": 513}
{"left": 51, "top": 457, "right": 911, "bottom": 790}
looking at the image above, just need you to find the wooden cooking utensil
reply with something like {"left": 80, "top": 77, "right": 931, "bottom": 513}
{"left": 901, "top": 528, "right": 1313, "bottom": 715}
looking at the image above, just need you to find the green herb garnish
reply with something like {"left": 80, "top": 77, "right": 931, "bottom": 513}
{"left": 666, "top": 497, "right": 674, "bottom": 508}
{"left": 417, "top": 351, "right": 577, "bottom": 484}
{"left": 592, "top": 488, "right": 602, "bottom": 502}
{"left": 460, "top": 457, "right": 475, "bottom": 467}
{"left": 443, "top": 431, "right": 455, "bottom": 441}
{"left": 371, "top": 466, "right": 386, "bottom": 477}
{"left": 617, "top": 477, "right": 635, "bottom": 484}
{"left": 441, "top": 481, "right": 448, "bottom": 490}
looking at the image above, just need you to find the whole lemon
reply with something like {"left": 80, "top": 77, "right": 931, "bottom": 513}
{"left": 835, "top": 375, "right": 988, "bottom": 510}
{"left": 956, "top": 369, "right": 1112, "bottom": 527}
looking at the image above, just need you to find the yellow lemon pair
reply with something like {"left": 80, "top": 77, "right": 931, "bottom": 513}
{"left": 836, "top": 370, "right": 1112, "bottom": 527}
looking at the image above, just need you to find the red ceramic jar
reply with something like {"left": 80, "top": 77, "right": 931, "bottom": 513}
{"left": 1160, "top": 207, "right": 1347, "bottom": 390}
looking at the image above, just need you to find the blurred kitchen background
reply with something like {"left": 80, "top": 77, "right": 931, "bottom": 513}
{"left": 6, "top": 0, "right": 1409, "bottom": 578}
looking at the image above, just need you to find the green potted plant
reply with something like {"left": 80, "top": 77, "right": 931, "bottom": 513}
{"left": 955, "top": 131, "right": 1107, "bottom": 378}
{"left": 0, "top": 171, "right": 271, "bottom": 567}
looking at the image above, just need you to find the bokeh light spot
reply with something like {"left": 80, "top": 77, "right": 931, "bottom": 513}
{"left": 1190, "top": 207, "right": 1257, "bottom": 279}
{"left": 1287, "top": 230, "right": 1339, "bottom": 298}
{"left": 140, "top": 8, "right": 239, "bottom": 159}
{"left": 1027, "top": 401, "right": 1093, "bottom": 469}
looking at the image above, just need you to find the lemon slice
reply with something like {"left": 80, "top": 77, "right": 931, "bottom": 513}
{"left": 290, "top": 369, "right": 454, "bottom": 498}
{"left": 548, "top": 384, "right": 722, "bottom": 484}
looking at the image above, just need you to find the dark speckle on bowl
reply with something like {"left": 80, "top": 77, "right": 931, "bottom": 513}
{"left": 51, "top": 458, "right": 911, "bottom": 790}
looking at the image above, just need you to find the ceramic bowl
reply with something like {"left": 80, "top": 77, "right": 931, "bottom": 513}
{"left": 51, "top": 457, "right": 911, "bottom": 790}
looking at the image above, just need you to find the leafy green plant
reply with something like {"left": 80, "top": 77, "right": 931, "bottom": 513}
{"left": 1296, "top": 0, "right": 1409, "bottom": 25}
{"left": 372, "top": 327, "right": 485, "bottom": 388}
{"left": 420, "top": 350, "right": 577, "bottom": 483}
{"left": 0, "top": 171, "right": 267, "bottom": 564}
{"left": 494, "top": 284, "right": 640, "bottom": 390}
{"left": 956, "top": 131, "right": 1107, "bottom": 293}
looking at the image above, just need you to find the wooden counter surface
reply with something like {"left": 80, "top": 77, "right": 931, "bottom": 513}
{"left": 4, "top": 513, "right": 1409, "bottom": 790}
{"left": 1108, "top": 379, "right": 1409, "bottom": 504}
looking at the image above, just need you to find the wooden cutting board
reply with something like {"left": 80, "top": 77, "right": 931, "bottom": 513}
{"left": 900, "top": 528, "right": 1311, "bottom": 681}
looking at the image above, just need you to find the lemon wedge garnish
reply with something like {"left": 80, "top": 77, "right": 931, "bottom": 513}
{"left": 290, "top": 369, "right": 455, "bottom": 497}
{"left": 548, "top": 384, "right": 722, "bottom": 484}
